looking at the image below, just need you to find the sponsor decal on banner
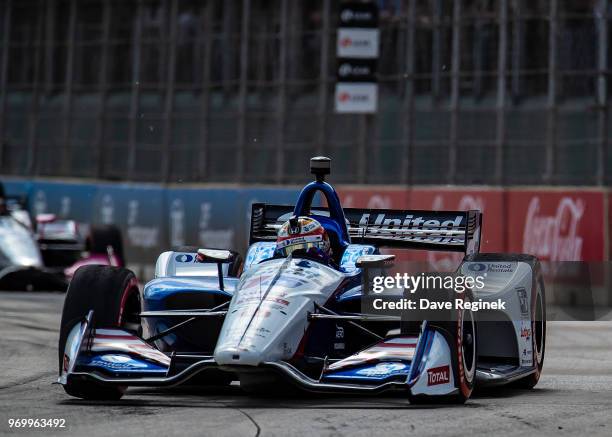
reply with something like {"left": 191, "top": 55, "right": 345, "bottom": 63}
{"left": 337, "top": 28, "right": 380, "bottom": 59}
{"left": 523, "top": 197, "right": 584, "bottom": 261}
{"left": 34, "top": 190, "right": 47, "bottom": 216}
{"left": 169, "top": 198, "right": 185, "bottom": 247}
{"left": 100, "top": 194, "right": 114, "bottom": 224}
{"left": 126, "top": 200, "right": 159, "bottom": 249}
{"left": 336, "top": 2, "right": 378, "bottom": 114}
{"left": 508, "top": 191, "right": 604, "bottom": 261}
{"left": 60, "top": 196, "right": 71, "bottom": 217}
{"left": 335, "top": 83, "right": 378, "bottom": 113}
{"left": 339, "top": 2, "right": 378, "bottom": 28}
{"left": 337, "top": 59, "right": 377, "bottom": 82}
{"left": 199, "top": 202, "right": 235, "bottom": 249}
{"left": 427, "top": 365, "right": 450, "bottom": 386}
{"left": 338, "top": 187, "right": 607, "bottom": 263}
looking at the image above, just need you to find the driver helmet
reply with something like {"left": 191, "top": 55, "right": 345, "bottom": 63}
{"left": 275, "top": 216, "right": 331, "bottom": 262}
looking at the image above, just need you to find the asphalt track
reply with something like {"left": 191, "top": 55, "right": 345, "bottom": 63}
{"left": 1, "top": 292, "right": 612, "bottom": 437}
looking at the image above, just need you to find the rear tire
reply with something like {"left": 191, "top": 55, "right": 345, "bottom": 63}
{"left": 58, "top": 265, "right": 140, "bottom": 400}
{"left": 513, "top": 264, "right": 546, "bottom": 389}
{"left": 87, "top": 225, "right": 125, "bottom": 265}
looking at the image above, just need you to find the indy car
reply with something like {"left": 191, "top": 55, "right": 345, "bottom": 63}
{"left": 0, "top": 182, "right": 124, "bottom": 290}
{"left": 58, "top": 157, "right": 545, "bottom": 403}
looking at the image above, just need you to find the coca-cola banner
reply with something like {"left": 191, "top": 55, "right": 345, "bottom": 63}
{"left": 507, "top": 190, "right": 605, "bottom": 262}
{"left": 338, "top": 187, "right": 606, "bottom": 262}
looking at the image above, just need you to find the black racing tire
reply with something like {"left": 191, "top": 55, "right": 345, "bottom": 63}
{"left": 87, "top": 225, "right": 125, "bottom": 265}
{"left": 407, "top": 275, "right": 477, "bottom": 405}
{"left": 513, "top": 262, "right": 546, "bottom": 389}
{"left": 58, "top": 265, "right": 140, "bottom": 400}
{"left": 173, "top": 246, "right": 243, "bottom": 278}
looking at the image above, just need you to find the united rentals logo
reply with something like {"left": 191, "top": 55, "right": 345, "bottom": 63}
{"left": 358, "top": 213, "right": 464, "bottom": 242}
{"left": 427, "top": 365, "right": 450, "bottom": 386}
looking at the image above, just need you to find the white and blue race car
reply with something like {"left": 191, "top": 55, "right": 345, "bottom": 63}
{"left": 58, "top": 157, "right": 545, "bottom": 403}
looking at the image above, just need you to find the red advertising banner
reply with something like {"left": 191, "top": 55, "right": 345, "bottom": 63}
{"left": 338, "top": 187, "right": 607, "bottom": 263}
{"left": 506, "top": 190, "right": 605, "bottom": 262}
{"left": 338, "top": 187, "right": 504, "bottom": 270}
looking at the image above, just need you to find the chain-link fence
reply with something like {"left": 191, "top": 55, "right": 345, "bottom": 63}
{"left": 0, "top": 0, "right": 610, "bottom": 185}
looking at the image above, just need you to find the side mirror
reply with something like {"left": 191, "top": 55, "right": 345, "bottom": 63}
{"left": 357, "top": 255, "right": 395, "bottom": 296}
{"left": 196, "top": 249, "right": 236, "bottom": 291}
{"left": 196, "top": 249, "right": 235, "bottom": 263}
{"left": 355, "top": 254, "right": 395, "bottom": 269}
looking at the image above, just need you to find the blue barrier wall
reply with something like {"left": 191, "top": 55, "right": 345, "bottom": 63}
{"left": 3, "top": 179, "right": 304, "bottom": 280}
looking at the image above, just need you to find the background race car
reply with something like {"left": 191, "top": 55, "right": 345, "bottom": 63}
{"left": 0, "top": 182, "right": 125, "bottom": 290}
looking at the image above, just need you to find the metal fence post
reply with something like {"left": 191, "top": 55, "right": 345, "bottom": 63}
{"left": 276, "top": 0, "right": 288, "bottom": 183}
{"left": 0, "top": 0, "right": 11, "bottom": 170}
{"left": 596, "top": 0, "right": 608, "bottom": 185}
{"left": 60, "top": 0, "right": 77, "bottom": 176}
{"left": 127, "top": 0, "right": 143, "bottom": 181}
{"left": 316, "top": 0, "right": 330, "bottom": 157}
{"left": 448, "top": 0, "right": 461, "bottom": 184}
{"left": 511, "top": 0, "right": 523, "bottom": 99}
{"left": 198, "top": 1, "right": 214, "bottom": 181}
{"left": 496, "top": 0, "right": 508, "bottom": 185}
{"left": 43, "top": 0, "right": 55, "bottom": 95}
{"left": 25, "top": 2, "right": 45, "bottom": 176}
{"left": 236, "top": 0, "right": 250, "bottom": 182}
{"left": 432, "top": 0, "right": 442, "bottom": 100}
{"left": 401, "top": 0, "right": 416, "bottom": 185}
{"left": 545, "top": 0, "right": 558, "bottom": 184}
{"left": 94, "top": 0, "right": 111, "bottom": 179}
{"left": 162, "top": 0, "right": 178, "bottom": 182}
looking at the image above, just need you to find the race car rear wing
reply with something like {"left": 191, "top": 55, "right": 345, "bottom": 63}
{"left": 249, "top": 203, "right": 482, "bottom": 254}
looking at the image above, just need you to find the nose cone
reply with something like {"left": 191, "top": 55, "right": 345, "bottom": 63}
{"left": 214, "top": 346, "right": 263, "bottom": 367}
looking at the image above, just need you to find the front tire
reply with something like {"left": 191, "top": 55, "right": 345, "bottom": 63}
{"left": 58, "top": 265, "right": 140, "bottom": 400}
{"left": 408, "top": 276, "right": 477, "bottom": 404}
{"left": 429, "top": 292, "right": 477, "bottom": 404}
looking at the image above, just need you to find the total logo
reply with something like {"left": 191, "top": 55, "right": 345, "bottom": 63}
{"left": 427, "top": 364, "right": 450, "bottom": 386}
